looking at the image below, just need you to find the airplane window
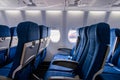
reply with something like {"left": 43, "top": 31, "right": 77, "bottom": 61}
{"left": 68, "top": 30, "right": 78, "bottom": 43}
{"left": 50, "top": 30, "right": 60, "bottom": 43}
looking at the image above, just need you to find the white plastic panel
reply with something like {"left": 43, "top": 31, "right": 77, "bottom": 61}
{"left": 0, "top": 11, "right": 6, "bottom": 25}
{"left": 46, "top": 10, "right": 63, "bottom": 61}
{"left": 66, "top": 11, "right": 84, "bottom": 47}
{"left": 108, "top": 11, "right": 120, "bottom": 28}
{"left": 46, "top": 11, "right": 62, "bottom": 27}
{"left": 66, "top": 11, "right": 84, "bottom": 28}
{"left": 25, "top": 10, "right": 42, "bottom": 24}
{"left": 5, "top": 10, "right": 23, "bottom": 27}
{"left": 87, "top": 11, "right": 106, "bottom": 25}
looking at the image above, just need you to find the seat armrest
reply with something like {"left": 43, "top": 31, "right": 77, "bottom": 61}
{"left": 52, "top": 59, "right": 78, "bottom": 69}
{"left": 108, "top": 63, "right": 114, "bottom": 67}
{"left": 48, "top": 76, "right": 75, "bottom": 80}
{"left": 58, "top": 48, "right": 72, "bottom": 53}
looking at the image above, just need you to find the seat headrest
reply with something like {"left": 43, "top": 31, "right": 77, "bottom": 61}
{"left": 110, "top": 28, "right": 120, "bottom": 37}
{"left": 89, "top": 23, "right": 110, "bottom": 45}
{"left": 78, "top": 26, "right": 88, "bottom": 37}
{"left": 17, "top": 21, "right": 39, "bottom": 43}
{"left": 39, "top": 25, "right": 48, "bottom": 38}
{"left": 78, "top": 27, "right": 84, "bottom": 36}
{"left": 0, "top": 25, "right": 10, "bottom": 37}
{"left": 10, "top": 27, "right": 17, "bottom": 37}
{"left": 47, "top": 27, "right": 51, "bottom": 37}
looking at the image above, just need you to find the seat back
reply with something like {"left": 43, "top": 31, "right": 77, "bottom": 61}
{"left": 46, "top": 27, "right": 51, "bottom": 48}
{"left": 78, "top": 23, "right": 110, "bottom": 80}
{"left": 0, "top": 25, "right": 11, "bottom": 66}
{"left": 41, "top": 26, "right": 51, "bottom": 61}
{"left": 7, "top": 27, "right": 18, "bottom": 62}
{"left": 106, "top": 29, "right": 120, "bottom": 62}
{"left": 110, "top": 39, "right": 120, "bottom": 68}
{"left": 33, "top": 25, "right": 50, "bottom": 70}
{"left": 8, "top": 21, "right": 40, "bottom": 80}
{"left": 39, "top": 25, "right": 48, "bottom": 52}
{"left": 73, "top": 27, "right": 88, "bottom": 61}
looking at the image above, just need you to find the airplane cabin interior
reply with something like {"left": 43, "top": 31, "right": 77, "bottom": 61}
{"left": 0, "top": 0, "right": 120, "bottom": 80}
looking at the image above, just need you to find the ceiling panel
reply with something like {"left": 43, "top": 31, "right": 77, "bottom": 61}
{"left": 0, "top": 0, "right": 119, "bottom": 10}
{"left": 91, "top": 0, "right": 117, "bottom": 7}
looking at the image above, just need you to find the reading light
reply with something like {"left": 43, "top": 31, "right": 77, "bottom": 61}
{"left": 5, "top": 10, "right": 20, "bottom": 14}
{"left": 90, "top": 11, "right": 106, "bottom": 14}
{"left": 25, "top": 10, "right": 40, "bottom": 13}
{"left": 46, "top": 10, "right": 62, "bottom": 14}
{"left": 67, "top": 11, "right": 83, "bottom": 14}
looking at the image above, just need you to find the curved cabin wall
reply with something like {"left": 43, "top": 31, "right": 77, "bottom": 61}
{"left": 0, "top": 10, "right": 120, "bottom": 61}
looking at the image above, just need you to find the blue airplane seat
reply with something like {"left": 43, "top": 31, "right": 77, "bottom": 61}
{"left": 47, "top": 27, "right": 88, "bottom": 72}
{"left": 39, "top": 25, "right": 48, "bottom": 62}
{"left": 102, "top": 29, "right": 120, "bottom": 74}
{"left": 0, "top": 21, "right": 40, "bottom": 80}
{"left": 95, "top": 73, "right": 120, "bottom": 80}
{"left": 0, "top": 25, "right": 11, "bottom": 67}
{"left": 39, "top": 26, "right": 50, "bottom": 62}
{"left": 7, "top": 27, "right": 18, "bottom": 63}
{"left": 77, "top": 23, "right": 110, "bottom": 80}
{"left": 34, "top": 25, "right": 49, "bottom": 70}
{"left": 53, "top": 28, "right": 80, "bottom": 60}
{"left": 53, "top": 27, "right": 87, "bottom": 62}
{"left": 44, "top": 23, "right": 110, "bottom": 80}
{"left": 106, "top": 29, "right": 120, "bottom": 63}
{"left": 40, "top": 27, "right": 51, "bottom": 62}
{"left": 95, "top": 36, "right": 120, "bottom": 80}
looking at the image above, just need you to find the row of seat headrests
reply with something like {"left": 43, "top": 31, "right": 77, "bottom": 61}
{"left": 77, "top": 22, "right": 110, "bottom": 45}
{"left": 0, "top": 21, "right": 51, "bottom": 39}
{"left": 77, "top": 23, "right": 120, "bottom": 64}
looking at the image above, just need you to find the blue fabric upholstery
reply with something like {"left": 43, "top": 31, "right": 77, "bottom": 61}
{"left": 96, "top": 37, "right": 120, "bottom": 80}
{"left": 47, "top": 27, "right": 51, "bottom": 37}
{"left": 44, "top": 70, "right": 75, "bottom": 80}
{"left": 48, "top": 27, "right": 88, "bottom": 72}
{"left": 77, "top": 23, "right": 110, "bottom": 80}
{"left": 111, "top": 42, "right": 120, "bottom": 68}
{"left": 34, "top": 25, "right": 48, "bottom": 70}
{"left": 0, "top": 25, "right": 10, "bottom": 37}
{"left": 7, "top": 27, "right": 18, "bottom": 63}
{"left": 44, "top": 23, "right": 110, "bottom": 80}
{"left": 0, "top": 25, "right": 11, "bottom": 67}
{"left": 10, "top": 27, "right": 17, "bottom": 37}
{"left": 0, "top": 21, "right": 39, "bottom": 80}
{"left": 10, "top": 21, "right": 39, "bottom": 80}
{"left": 95, "top": 73, "right": 120, "bottom": 80}
{"left": 106, "top": 29, "right": 120, "bottom": 63}
{"left": 39, "top": 25, "right": 48, "bottom": 61}
{"left": 39, "top": 25, "right": 48, "bottom": 38}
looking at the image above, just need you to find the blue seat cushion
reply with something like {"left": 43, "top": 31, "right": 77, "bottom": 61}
{"left": 96, "top": 73, "right": 120, "bottom": 80}
{"left": 44, "top": 70, "right": 75, "bottom": 80}
{"left": 103, "top": 64, "right": 120, "bottom": 74}
{"left": 53, "top": 53, "right": 71, "bottom": 60}
{"left": 49, "top": 64, "right": 73, "bottom": 72}
{"left": 8, "top": 46, "right": 16, "bottom": 62}
{"left": 0, "top": 51, "right": 6, "bottom": 66}
{"left": 0, "top": 62, "right": 13, "bottom": 76}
